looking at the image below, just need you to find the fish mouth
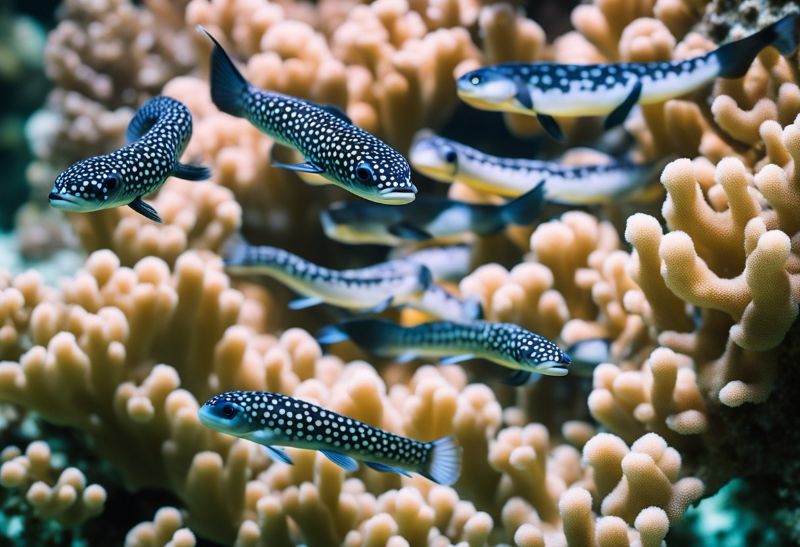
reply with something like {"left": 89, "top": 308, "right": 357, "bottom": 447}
{"left": 535, "top": 360, "right": 570, "bottom": 376}
{"left": 377, "top": 186, "right": 417, "bottom": 205}
{"left": 48, "top": 192, "right": 92, "bottom": 212}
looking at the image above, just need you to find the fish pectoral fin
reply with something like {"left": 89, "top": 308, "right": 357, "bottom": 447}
{"left": 504, "top": 370, "right": 536, "bottom": 386}
{"left": 272, "top": 159, "right": 325, "bottom": 174}
{"left": 438, "top": 354, "right": 475, "bottom": 366}
{"left": 536, "top": 113, "right": 564, "bottom": 142}
{"left": 289, "top": 296, "right": 324, "bottom": 310}
{"left": 388, "top": 222, "right": 433, "bottom": 241}
{"left": 365, "top": 461, "right": 412, "bottom": 477}
{"left": 363, "top": 297, "right": 393, "bottom": 314}
{"left": 514, "top": 81, "right": 533, "bottom": 109}
{"left": 321, "top": 450, "right": 359, "bottom": 472}
{"left": 129, "top": 197, "right": 163, "bottom": 223}
{"left": 321, "top": 104, "right": 353, "bottom": 124}
{"left": 395, "top": 351, "right": 419, "bottom": 364}
{"left": 604, "top": 79, "right": 643, "bottom": 129}
{"left": 173, "top": 162, "right": 212, "bottom": 181}
{"left": 265, "top": 446, "right": 294, "bottom": 465}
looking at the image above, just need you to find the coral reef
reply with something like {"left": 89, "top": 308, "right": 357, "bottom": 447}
{"left": 4, "top": 0, "right": 800, "bottom": 544}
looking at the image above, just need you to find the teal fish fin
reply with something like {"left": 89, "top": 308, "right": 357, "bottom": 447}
{"left": 321, "top": 450, "right": 359, "bottom": 472}
{"left": 714, "top": 13, "right": 800, "bottom": 78}
{"left": 289, "top": 296, "right": 324, "bottom": 310}
{"left": 129, "top": 197, "right": 162, "bottom": 223}
{"left": 388, "top": 222, "right": 432, "bottom": 241}
{"left": 514, "top": 81, "right": 533, "bottom": 109}
{"left": 364, "top": 297, "right": 393, "bottom": 314}
{"left": 321, "top": 104, "right": 353, "bottom": 124}
{"left": 265, "top": 446, "right": 293, "bottom": 465}
{"left": 500, "top": 180, "right": 545, "bottom": 226}
{"left": 419, "top": 436, "right": 461, "bottom": 486}
{"left": 272, "top": 160, "right": 325, "bottom": 174}
{"left": 604, "top": 79, "right": 642, "bottom": 129}
{"left": 365, "top": 461, "right": 412, "bottom": 477}
{"left": 173, "top": 162, "right": 212, "bottom": 181}
{"left": 395, "top": 352, "right": 419, "bottom": 364}
{"left": 438, "top": 354, "right": 475, "bottom": 365}
{"left": 536, "top": 113, "right": 564, "bottom": 142}
{"left": 317, "top": 325, "right": 349, "bottom": 345}
{"left": 197, "top": 26, "right": 249, "bottom": 118}
{"left": 504, "top": 370, "right": 536, "bottom": 386}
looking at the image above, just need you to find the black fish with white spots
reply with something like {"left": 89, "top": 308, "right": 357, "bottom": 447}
{"left": 199, "top": 390, "right": 461, "bottom": 485}
{"left": 48, "top": 96, "right": 211, "bottom": 222}
{"left": 319, "top": 181, "right": 545, "bottom": 245}
{"left": 199, "top": 26, "right": 416, "bottom": 204}
{"left": 457, "top": 12, "right": 799, "bottom": 141}
{"left": 318, "top": 318, "right": 571, "bottom": 384}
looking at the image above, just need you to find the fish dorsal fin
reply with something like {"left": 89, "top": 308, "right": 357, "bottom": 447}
{"left": 388, "top": 222, "right": 433, "bottom": 241}
{"left": 265, "top": 446, "right": 294, "bottom": 465}
{"left": 321, "top": 450, "right": 359, "bottom": 471}
{"left": 604, "top": 79, "right": 642, "bottom": 129}
{"left": 129, "top": 197, "right": 162, "bottom": 223}
{"left": 365, "top": 461, "right": 412, "bottom": 477}
{"left": 272, "top": 159, "right": 325, "bottom": 174}
{"left": 536, "top": 113, "right": 564, "bottom": 142}
{"left": 321, "top": 104, "right": 353, "bottom": 124}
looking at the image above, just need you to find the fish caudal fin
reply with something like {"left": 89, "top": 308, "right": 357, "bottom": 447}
{"left": 197, "top": 26, "right": 249, "bottom": 117}
{"left": 714, "top": 12, "right": 799, "bottom": 79}
{"left": 500, "top": 180, "right": 545, "bottom": 226}
{"left": 420, "top": 436, "right": 461, "bottom": 486}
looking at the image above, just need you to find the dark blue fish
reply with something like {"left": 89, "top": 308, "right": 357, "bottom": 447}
{"left": 49, "top": 96, "right": 210, "bottom": 222}
{"left": 320, "top": 181, "right": 545, "bottom": 245}
{"left": 199, "top": 26, "right": 416, "bottom": 204}
{"left": 199, "top": 390, "right": 461, "bottom": 485}
{"left": 457, "top": 12, "right": 799, "bottom": 140}
{"left": 319, "top": 318, "right": 571, "bottom": 384}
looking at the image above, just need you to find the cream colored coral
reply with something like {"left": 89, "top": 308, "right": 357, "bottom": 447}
{"left": 0, "top": 441, "right": 106, "bottom": 526}
{"left": 126, "top": 507, "right": 197, "bottom": 547}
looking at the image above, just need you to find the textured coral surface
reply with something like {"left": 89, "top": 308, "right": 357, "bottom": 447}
{"left": 4, "top": 0, "right": 800, "bottom": 544}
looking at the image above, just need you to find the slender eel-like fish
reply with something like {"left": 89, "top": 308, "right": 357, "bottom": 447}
{"left": 224, "top": 238, "right": 432, "bottom": 312}
{"left": 410, "top": 132, "right": 664, "bottom": 204}
{"left": 198, "top": 27, "right": 416, "bottom": 204}
{"left": 320, "top": 181, "right": 545, "bottom": 245}
{"left": 319, "top": 318, "right": 571, "bottom": 384}
{"left": 456, "top": 12, "right": 800, "bottom": 140}
{"left": 48, "top": 96, "right": 211, "bottom": 222}
{"left": 388, "top": 245, "right": 473, "bottom": 282}
{"left": 199, "top": 390, "right": 461, "bottom": 485}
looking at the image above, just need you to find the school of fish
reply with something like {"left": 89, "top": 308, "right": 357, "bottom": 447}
{"left": 49, "top": 15, "right": 800, "bottom": 484}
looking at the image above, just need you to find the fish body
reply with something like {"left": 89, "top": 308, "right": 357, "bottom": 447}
{"left": 224, "top": 239, "right": 431, "bottom": 311}
{"left": 199, "top": 390, "right": 461, "bottom": 485}
{"left": 48, "top": 96, "right": 211, "bottom": 222}
{"left": 388, "top": 245, "right": 473, "bottom": 282}
{"left": 320, "top": 181, "right": 545, "bottom": 245}
{"left": 410, "top": 133, "right": 662, "bottom": 204}
{"left": 407, "top": 283, "right": 483, "bottom": 323}
{"left": 456, "top": 13, "right": 799, "bottom": 139}
{"left": 318, "top": 318, "right": 571, "bottom": 383}
{"left": 199, "top": 27, "right": 416, "bottom": 204}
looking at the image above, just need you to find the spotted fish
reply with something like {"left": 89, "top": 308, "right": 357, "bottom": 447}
{"left": 48, "top": 96, "right": 211, "bottom": 222}
{"left": 410, "top": 132, "right": 664, "bottom": 204}
{"left": 319, "top": 181, "right": 545, "bottom": 246}
{"left": 198, "top": 27, "right": 416, "bottom": 204}
{"left": 318, "top": 318, "right": 571, "bottom": 384}
{"left": 457, "top": 12, "right": 800, "bottom": 141}
{"left": 224, "top": 236, "right": 432, "bottom": 312}
{"left": 199, "top": 390, "right": 461, "bottom": 485}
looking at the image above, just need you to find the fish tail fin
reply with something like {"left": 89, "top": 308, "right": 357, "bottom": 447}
{"left": 197, "top": 26, "right": 249, "bottom": 117}
{"left": 419, "top": 436, "right": 461, "bottom": 486}
{"left": 221, "top": 233, "right": 251, "bottom": 267}
{"left": 714, "top": 13, "right": 799, "bottom": 78}
{"left": 500, "top": 180, "right": 545, "bottom": 226}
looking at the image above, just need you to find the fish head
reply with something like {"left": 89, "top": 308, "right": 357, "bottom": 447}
{"left": 505, "top": 327, "right": 571, "bottom": 376}
{"left": 199, "top": 391, "right": 254, "bottom": 435}
{"left": 409, "top": 131, "right": 459, "bottom": 182}
{"left": 334, "top": 136, "right": 417, "bottom": 204}
{"left": 457, "top": 68, "right": 519, "bottom": 111}
{"left": 49, "top": 157, "right": 127, "bottom": 212}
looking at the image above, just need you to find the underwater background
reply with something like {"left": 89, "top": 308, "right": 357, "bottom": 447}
{"left": 2, "top": 0, "right": 800, "bottom": 545}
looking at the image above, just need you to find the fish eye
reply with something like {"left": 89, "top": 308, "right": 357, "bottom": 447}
{"left": 443, "top": 149, "right": 457, "bottom": 164}
{"left": 469, "top": 75, "right": 482, "bottom": 86}
{"left": 220, "top": 402, "right": 237, "bottom": 418}
{"left": 355, "top": 163, "right": 374, "bottom": 182}
{"left": 104, "top": 173, "right": 122, "bottom": 193}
